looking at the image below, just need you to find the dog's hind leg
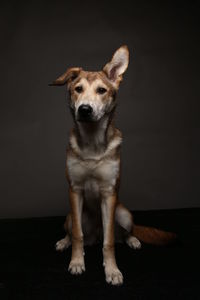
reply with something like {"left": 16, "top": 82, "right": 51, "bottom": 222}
{"left": 115, "top": 203, "right": 141, "bottom": 249}
{"left": 56, "top": 234, "right": 71, "bottom": 251}
{"left": 55, "top": 213, "right": 72, "bottom": 251}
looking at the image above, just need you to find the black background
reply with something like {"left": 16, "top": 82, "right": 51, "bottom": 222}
{"left": 0, "top": 0, "right": 199, "bottom": 218}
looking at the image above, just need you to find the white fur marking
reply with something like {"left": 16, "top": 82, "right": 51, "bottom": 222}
{"left": 68, "top": 259, "right": 85, "bottom": 275}
{"left": 126, "top": 236, "right": 141, "bottom": 250}
{"left": 55, "top": 235, "right": 71, "bottom": 251}
{"left": 104, "top": 264, "right": 123, "bottom": 285}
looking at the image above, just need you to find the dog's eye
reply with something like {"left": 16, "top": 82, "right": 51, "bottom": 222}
{"left": 96, "top": 87, "right": 107, "bottom": 94}
{"left": 75, "top": 86, "right": 83, "bottom": 93}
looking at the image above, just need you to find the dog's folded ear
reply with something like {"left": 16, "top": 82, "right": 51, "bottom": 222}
{"left": 49, "top": 67, "right": 82, "bottom": 88}
{"left": 103, "top": 45, "right": 129, "bottom": 88}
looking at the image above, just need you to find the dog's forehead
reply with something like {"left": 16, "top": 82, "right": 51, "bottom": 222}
{"left": 76, "top": 71, "right": 112, "bottom": 88}
{"left": 85, "top": 71, "right": 101, "bottom": 82}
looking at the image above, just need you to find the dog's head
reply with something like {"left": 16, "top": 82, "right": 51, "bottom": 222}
{"left": 49, "top": 46, "right": 129, "bottom": 122}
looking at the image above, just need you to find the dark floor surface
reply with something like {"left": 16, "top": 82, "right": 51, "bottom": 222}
{"left": 0, "top": 208, "right": 200, "bottom": 300}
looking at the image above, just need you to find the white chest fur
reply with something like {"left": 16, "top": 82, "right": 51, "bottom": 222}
{"left": 67, "top": 155, "right": 120, "bottom": 194}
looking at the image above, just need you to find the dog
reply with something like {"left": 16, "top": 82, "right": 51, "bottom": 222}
{"left": 49, "top": 45, "right": 176, "bottom": 285}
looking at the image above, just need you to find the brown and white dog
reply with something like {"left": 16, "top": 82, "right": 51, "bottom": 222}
{"left": 49, "top": 46, "right": 176, "bottom": 285}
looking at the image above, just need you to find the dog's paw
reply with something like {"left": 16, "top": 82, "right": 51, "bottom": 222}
{"left": 55, "top": 236, "right": 71, "bottom": 252}
{"left": 126, "top": 236, "right": 141, "bottom": 250}
{"left": 105, "top": 265, "right": 123, "bottom": 285}
{"left": 68, "top": 260, "right": 85, "bottom": 275}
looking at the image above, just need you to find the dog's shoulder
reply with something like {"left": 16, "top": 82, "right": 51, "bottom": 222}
{"left": 107, "top": 126, "right": 122, "bottom": 156}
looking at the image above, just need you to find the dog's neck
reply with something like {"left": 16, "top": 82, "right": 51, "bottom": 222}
{"left": 75, "top": 114, "right": 112, "bottom": 154}
{"left": 69, "top": 110, "right": 122, "bottom": 161}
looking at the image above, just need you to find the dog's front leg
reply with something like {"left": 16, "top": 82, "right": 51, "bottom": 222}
{"left": 68, "top": 187, "right": 85, "bottom": 275}
{"left": 101, "top": 192, "right": 123, "bottom": 285}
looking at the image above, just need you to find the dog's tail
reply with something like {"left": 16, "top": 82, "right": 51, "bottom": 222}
{"left": 133, "top": 224, "right": 177, "bottom": 245}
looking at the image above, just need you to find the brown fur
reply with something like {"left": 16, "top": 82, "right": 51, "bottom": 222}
{"left": 50, "top": 45, "right": 176, "bottom": 285}
{"left": 133, "top": 225, "right": 177, "bottom": 246}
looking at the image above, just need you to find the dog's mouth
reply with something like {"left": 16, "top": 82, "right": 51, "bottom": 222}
{"left": 77, "top": 116, "right": 95, "bottom": 123}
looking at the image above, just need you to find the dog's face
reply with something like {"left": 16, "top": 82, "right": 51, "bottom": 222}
{"left": 67, "top": 71, "right": 117, "bottom": 122}
{"left": 50, "top": 46, "right": 129, "bottom": 122}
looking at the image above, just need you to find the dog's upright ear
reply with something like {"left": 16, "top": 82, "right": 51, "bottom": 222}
{"left": 49, "top": 67, "right": 82, "bottom": 89}
{"left": 103, "top": 45, "right": 129, "bottom": 88}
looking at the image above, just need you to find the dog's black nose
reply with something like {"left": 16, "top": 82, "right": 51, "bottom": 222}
{"left": 78, "top": 105, "right": 93, "bottom": 119}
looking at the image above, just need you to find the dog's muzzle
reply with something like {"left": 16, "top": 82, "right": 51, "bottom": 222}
{"left": 78, "top": 104, "right": 93, "bottom": 122}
